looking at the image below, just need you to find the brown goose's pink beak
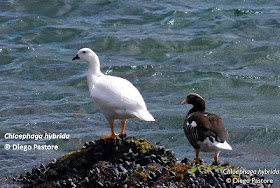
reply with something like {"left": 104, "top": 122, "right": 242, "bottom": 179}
{"left": 180, "top": 99, "right": 188, "bottom": 105}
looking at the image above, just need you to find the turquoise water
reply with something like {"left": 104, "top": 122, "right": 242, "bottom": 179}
{"left": 1, "top": 0, "right": 280, "bottom": 186}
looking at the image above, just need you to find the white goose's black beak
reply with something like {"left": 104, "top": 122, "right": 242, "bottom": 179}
{"left": 72, "top": 54, "right": 79, "bottom": 60}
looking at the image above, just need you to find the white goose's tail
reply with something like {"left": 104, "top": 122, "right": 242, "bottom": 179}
{"left": 132, "top": 109, "right": 155, "bottom": 121}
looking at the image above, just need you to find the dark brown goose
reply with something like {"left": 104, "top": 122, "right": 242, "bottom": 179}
{"left": 181, "top": 93, "right": 232, "bottom": 164}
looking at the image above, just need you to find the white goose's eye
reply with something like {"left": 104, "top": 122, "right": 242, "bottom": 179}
{"left": 83, "top": 51, "right": 86, "bottom": 53}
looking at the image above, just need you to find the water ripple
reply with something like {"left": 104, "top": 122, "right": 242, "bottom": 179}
{"left": 1, "top": 0, "right": 280, "bottom": 186}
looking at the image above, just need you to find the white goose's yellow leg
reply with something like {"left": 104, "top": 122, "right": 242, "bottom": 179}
{"left": 103, "top": 122, "right": 119, "bottom": 139}
{"left": 119, "top": 120, "right": 126, "bottom": 136}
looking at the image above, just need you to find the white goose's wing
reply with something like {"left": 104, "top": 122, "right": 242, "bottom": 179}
{"left": 90, "top": 75, "right": 154, "bottom": 121}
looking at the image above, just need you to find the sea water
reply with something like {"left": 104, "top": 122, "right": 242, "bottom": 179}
{"left": 0, "top": 0, "right": 279, "bottom": 186}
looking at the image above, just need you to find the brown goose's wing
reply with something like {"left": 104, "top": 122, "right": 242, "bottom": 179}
{"left": 204, "top": 113, "right": 229, "bottom": 142}
{"left": 184, "top": 112, "right": 228, "bottom": 144}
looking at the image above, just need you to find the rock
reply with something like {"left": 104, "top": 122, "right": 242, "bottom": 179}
{"left": 149, "top": 171, "right": 156, "bottom": 179}
{"left": 212, "top": 161, "right": 219, "bottom": 166}
{"left": 95, "top": 167, "right": 100, "bottom": 174}
{"left": 169, "top": 171, "right": 176, "bottom": 177}
{"left": 118, "top": 164, "right": 128, "bottom": 174}
{"left": 96, "top": 181, "right": 104, "bottom": 187}
{"left": 48, "top": 169, "right": 58, "bottom": 177}
{"left": 15, "top": 135, "right": 273, "bottom": 188}
{"left": 124, "top": 161, "right": 131, "bottom": 167}
{"left": 181, "top": 158, "right": 189, "bottom": 164}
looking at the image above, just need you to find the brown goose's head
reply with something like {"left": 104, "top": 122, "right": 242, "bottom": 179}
{"left": 181, "top": 93, "right": 206, "bottom": 114}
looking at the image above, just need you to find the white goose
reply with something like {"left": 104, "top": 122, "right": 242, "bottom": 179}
{"left": 72, "top": 48, "right": 155, "bottom": 139}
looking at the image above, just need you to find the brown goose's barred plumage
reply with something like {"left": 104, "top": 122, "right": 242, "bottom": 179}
{"left": 181, "top": 93, "right": 232, "bottom": 163}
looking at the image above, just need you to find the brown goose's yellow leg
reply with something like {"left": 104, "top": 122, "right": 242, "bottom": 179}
{"left": 119, "top": 120, "right": 126, "bottom": 136}
{"left": 102, "top": 122, "right": 119, "bottom": 139}
{"left": 196, "top": 151, "right": 200, "bottom": 164}
{"left": 214, "top": 154, "right": 219, "bottom": 162}
{"left": 190, "top": 151, "right": 200, "bottom": 164}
